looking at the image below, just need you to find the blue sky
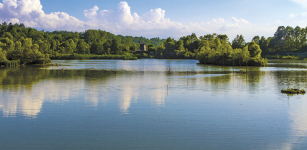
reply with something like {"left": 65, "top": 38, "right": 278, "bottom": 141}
{"left": 1, "top": 0, "right": 307, "bottom": 40}
{"left": 40, "top": 0, "right": 304, "bottom": 24}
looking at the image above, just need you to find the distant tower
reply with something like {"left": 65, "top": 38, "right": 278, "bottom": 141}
{"left": 140, "top": 43, "right": 146, "bottom": 51}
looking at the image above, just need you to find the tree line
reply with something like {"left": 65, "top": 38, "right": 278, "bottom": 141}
{"left": 251, "top": 26, "right": 307, "bottom": 53}
{"left": 0, "top": 21, "right": 306, "bottom": 66}
{"left": 0, "top": 22, "right": 165, "bottom": 65}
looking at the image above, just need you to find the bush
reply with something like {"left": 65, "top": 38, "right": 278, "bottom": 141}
{"left": 0, "top": 60, "right": 20, "bottom": 67}
{"left": 134, "top": 54, "right": 142, "bottom": 59}
{"left": 282, "top": 55, "right": 300, "bottom": 60}
{"left": 142, "top": 53, "right": 148, "bottom": 58}
{"left": 123, "top": 56, "right": 137, "bottom": 60}
{"left": 277, "top": 54, "right": 281, "bottom": 59}
{"left": 263, "top": 55, "right": 301, "bottom": 60}
{"left": 197, "top": 42, "right": 267, "bottom": 66}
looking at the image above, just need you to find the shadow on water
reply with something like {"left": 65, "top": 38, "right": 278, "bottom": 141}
{"left": 0, "top": 67, "right": 121, "bottom": 90}
{"left": 275, "top": 70, "right": 307, "bottom": 90}
{"left": 268, "top": 59, "right": 307, "bottom": 69}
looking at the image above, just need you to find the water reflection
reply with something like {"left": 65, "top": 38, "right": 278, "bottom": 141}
{"left": 0, "top": 67, "right": 169, "bottom": 117}
{"left": 276, "top": 93, "right": 307, "bottom": 150}
{"left": 0, "top": 59, "right": 307, "bottom": 149}
{"left": 0, "top": 68, "right": 111, "bottom": 118}
{"left": 1, "top": 61, "right": 306, "bottom": 117}
{"left": 1, "top": 60, "right": 305, "bottom": 118}
{"left": 271, "top": 69, "right": 307, "bottom": 149}
{"left": 119, "top": 82, "right": 137, "bottom": 114}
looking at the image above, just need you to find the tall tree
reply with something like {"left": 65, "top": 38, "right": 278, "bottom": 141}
{"left": 77, "top": 39, "right": 89, "bottom": 54}
{"left": 232, "top": 35, "right": 246, "bottom": 49}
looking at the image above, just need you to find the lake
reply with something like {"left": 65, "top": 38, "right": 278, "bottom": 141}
{"left": 0, "top": 59, "right": 307, "bottom": 150}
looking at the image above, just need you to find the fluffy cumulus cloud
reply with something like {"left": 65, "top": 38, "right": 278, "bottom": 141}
{"left": 83, "top": 1, "right": 183, "bottom": 36}
{"left": 0, "top": 0, "right": 84, "bottom": 30}
{"left": 0, "top": 0, "right": 276, "bottom": 40}
{"left": 82, "top": 1, "right": 269, "bottom": 40}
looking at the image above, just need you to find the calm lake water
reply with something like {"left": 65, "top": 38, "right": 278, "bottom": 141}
{"left": 0, "top": 59, "right": 307, "bottom": 150}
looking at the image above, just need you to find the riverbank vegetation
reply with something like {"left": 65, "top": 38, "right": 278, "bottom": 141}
{"left": 50, "top": 54, "right": 137, "bottom": 60}
{"left": 263, "top": 55, "right": 301, "bottom": 60}
{"left": 196, "top": 34, "right": 268, "bottom": 66}
{"left": 1, "top": 22, "right": 307, "bottom": 66}
{"left": 256, "top": 26, "right": 307, "bottom": 54}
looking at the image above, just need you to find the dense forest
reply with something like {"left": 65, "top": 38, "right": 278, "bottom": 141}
{"left": 0, "top": 22, "right": 306, "bottom": 66}
{"left": 0, "top": 22, "right": 165, "bottom": 65}
{"left": 252, "top": 26, "right": 307, "bottom": 53}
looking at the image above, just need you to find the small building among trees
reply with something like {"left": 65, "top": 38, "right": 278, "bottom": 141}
{"left": 135, "top": 43, "right": 147, "bottom": 53}
{"left": 140, "top": 43, "right": 146, "bottom": 51}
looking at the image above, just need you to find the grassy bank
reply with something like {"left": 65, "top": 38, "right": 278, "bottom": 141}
{"left": 263, "top": 55, "right": 302, "bottom": 60}
{"left": 50, "top": 54, "right": 137, "bottom": 60}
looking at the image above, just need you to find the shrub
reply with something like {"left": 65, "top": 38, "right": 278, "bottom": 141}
{"left": 0, "top": 60, "right": 20, "bottom": 67}
{"left": 282, "top": 55, "right": 300, "bottom": 60}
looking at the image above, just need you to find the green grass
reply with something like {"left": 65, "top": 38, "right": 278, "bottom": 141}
{"left": 50, "top": 54, "right": 138, "bottom": 60}
{"left": 263, "top": 55, "right": 302, "bottom": 60}
{"left": 281, "top": 55, "right": 300, "bottom": 60}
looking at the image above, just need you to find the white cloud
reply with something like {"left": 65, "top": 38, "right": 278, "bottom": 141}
{"left": 277, "top": 12, "right": 307, "bottom": 28}
{"left": 288, "top": 12, "right": 307, "bottom": 20}
{"left": 84, "top": 6, "right": 99, "bottom": 20}
{"left": 82, "top": 1, "right": 260, "bottom": 39}
{"left": 0, "top": 0, "right": 84, "bottom": 30}
{"left": 80, "top": 1, "right": 277, "bottom": 40}
{"left": 143, "top": 8, "right": 166, "bottom": 22}
{"left": 0, "top": 0, "right": 277, "bottom": 41}
{"left": 190, "top": 17, "right": 251, "bottom": 32}
{"left": 84, "top": 2, "right": 139, "bottom": 25}
{"left": 290, "top": 0, "right": 307, "bottom": 8}
{"left": 82, "top": 1, "right": 185, "bottom": 37}
{"left": 181, "top": 18, "right": 277, "bottom": 41}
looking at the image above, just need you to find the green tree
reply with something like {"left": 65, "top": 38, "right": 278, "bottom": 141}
{"left": 22, "top": 38, "right": 34, "bottom": 64}
{"left": 111, "top": 39, "right": 121, "bottom": 54}
{"left": 155, "top": 44, "right": 165, "bottom": 58}
{"left": 259, "top": 36, "right": 268, "bottom": 54}
{"left": 232, "top": 35, "right": 246, "bottom": 49}
{"left": 248, "top": 42, "right": 262, "bottom": 58}
{"left": 252, "top": 36, "right": 260, "bottom": 45}
{"left": 164, "top": 37, "right": 175, "bottom": 58}
{"left": 77, "top": 39, "right": 90, "bottom": 54}
{"left": 90, "top": 41, "right": 104, "bottom": 54}
{"left": 0, "top": 43, "right": 7, "bottom": 62}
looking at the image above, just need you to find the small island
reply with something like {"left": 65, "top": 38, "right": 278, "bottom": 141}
{"left": 281, "top": 88, "right": 306, "bottom": 94}
{"left": 196, "top": 35, "right": 268, "bottom": 66}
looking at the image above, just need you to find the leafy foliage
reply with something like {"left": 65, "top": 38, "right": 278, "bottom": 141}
{"left": 254, "top": 26, "right": 307, "bottom": 54}
{"left": 196, "top": 35, "right": 267, "bottom": 66}
{"left": 0, "top": 23, "right": 166, "bottom": 65}
{"left": 2, "top": 22, "right": 305, "bottom": 66}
